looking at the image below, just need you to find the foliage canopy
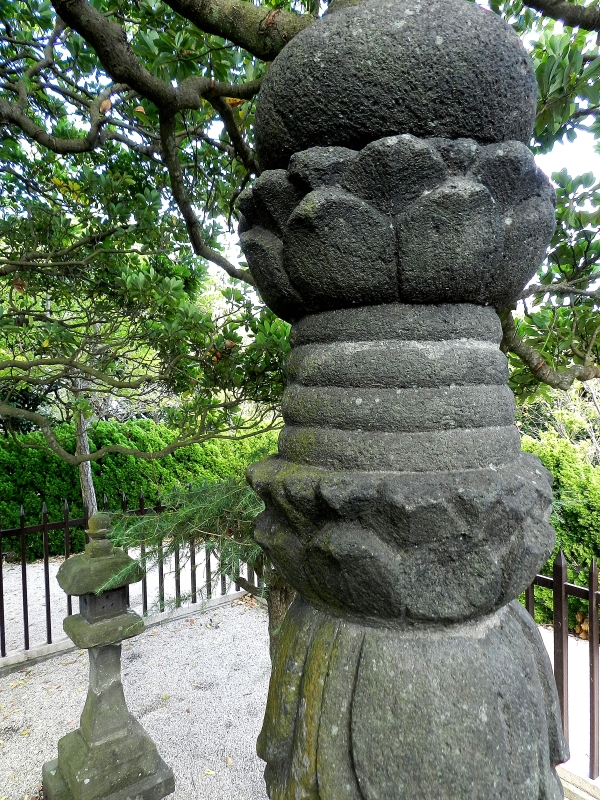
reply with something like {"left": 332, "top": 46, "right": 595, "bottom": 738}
{"left": 2, "top": 0, "right": 600, "bottom": 461}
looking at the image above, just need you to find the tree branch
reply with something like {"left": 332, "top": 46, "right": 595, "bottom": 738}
{"left": 159, "top": 112, "right": 254, "bottom": 283}
{"left": 0, "top": 358, "right": 160, "bottom": 389}
{"left": 525, "top": 0, "right": 600, "bottom": 32}
{"left": 208, "top": 94, "right": 258, "bottom": 172}
{"left": 0, "top": 83, "right": 127, "bottom": 154}
{"left": 52, "top": 0, "right": 264, "bottom": 113}
{"left": 521, "top": 281, "right": 600, "bottom": 300}
{"left": 0, "top": 402, "right": 280, "bottom": 464}
{"left": 499, "top": 308, "right": 600, "bottom": 389}
{"left": 159, "top": 0, "right": 313, "bottom": 61}
{"left": 233, "top": 576, "right": 260, "bottom": 596}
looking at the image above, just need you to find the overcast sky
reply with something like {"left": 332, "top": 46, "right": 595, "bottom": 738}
{"left": 536, "top": 129, "right": 600, "bottom": 182}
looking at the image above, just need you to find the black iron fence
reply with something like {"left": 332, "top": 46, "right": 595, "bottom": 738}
{"left": 0, "top": 492, "right": 255, "bottom": 660}
{"left": 1, "top": 502, "right": 599, "bottom": 781}
{"left": 527, "top": 552, "right": 599, "bottom": 780}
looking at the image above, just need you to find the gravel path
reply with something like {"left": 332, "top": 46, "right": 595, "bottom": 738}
{"left": 0, "top": 598, "right": 271, "bottom": 800}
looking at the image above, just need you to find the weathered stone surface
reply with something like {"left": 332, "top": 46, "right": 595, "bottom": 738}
{"left": 288, "top": 146, "right": 358, "bottom": 190}
{"left": 236, "top": 187, "right": 259, "bottom": 231}
{"left": 251, "top": 170, "right": 307, "bottom": 237}
{"left": 287, "top": 338, "right": 509, "bottom": 389}
{"left": 499, "top": 195, "right": 559, "bottom": 304}
{"left": 343, "top": 134, "right": 447, "bottom": 215}
{"left": 79, "top": 587, "right": 127, "bottom": 623}
{"left": 57, "top": 550, "right": 143, "bottom": 595}
{"left": 282, "top": 383, "right": 516, "bottom": 432}
{"left": 255, "top": 0, "right": 538, "bottom": 170}
{"left": 43, "top": 646, "right": 174, "bottom": 800}
{"left": 283, "top": 188, "right": 397, "bottom": 309}
{"left": 470, "top": 140, "right": 556, "bottom": 210}
{"left": 246, "top": 294, "right": 564, "bottom": 793}
{"left": 397, "top": 177, "right": 505, "bottom": 304}
{"left": 290, "top": 302, "right": 502, "bottom": 346}
{"left": 42, "top": 756, "right": 174, "bottom": 800}
{"left": 240, "top": 227, "right": 306, "bottom": 322}
{"left": 257, "top": 598, "right": 567, "bottom": 800}
{"left": 245, "top": 2, "right": 563, "bottom": 793}
{"left": 44, "top": 515, "right": 173, "bottom": 800}
{"left": 249, "top": 453, "right": 553, "bottom": 622}
{"left": 238, "top": 137, "right": 555, "bottom": 312}
{"left": 63, "top": 610, "right": 144, "bottom": 649}
{"left": 278, "top": 425, "right": 521, "bottom": 472}
{"left": 430, "top": 136, "right": 480, "bottom": 174}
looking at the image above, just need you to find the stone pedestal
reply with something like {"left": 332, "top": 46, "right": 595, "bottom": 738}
{"left": 241, "top": 1, "right": 569, "bottom": 797}
{"left": 43, "top": 514, "right": 174, "bottom": 800}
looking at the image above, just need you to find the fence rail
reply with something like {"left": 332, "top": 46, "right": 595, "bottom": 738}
{"left": 1, "top": 502, "right": 599, "bottom": 780}
{"left": 0, "top": 492, "right": 254, "bottom": 662}
{"left": 526, "top": 553, "right": 600, "bottom": 780}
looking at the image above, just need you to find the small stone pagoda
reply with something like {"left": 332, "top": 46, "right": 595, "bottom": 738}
{"left": 241, "top": 0, "right": 569, "bottom": 797}
{"left": 42, "top": 513, "right": 174, "bottom": 800}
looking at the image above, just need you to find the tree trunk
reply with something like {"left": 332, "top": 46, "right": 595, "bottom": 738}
{"left": 76, "top": 412, "right": 98, "bottom": 517}
{"left": 266, "top": 567, "right": 296, "bottom": 662}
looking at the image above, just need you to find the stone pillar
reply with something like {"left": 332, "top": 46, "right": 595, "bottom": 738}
{"left": 43, "top": 514, "right": 174, "bottom": 800}
{"left": 240, "top": 1, "right": 569, "bottom": 797}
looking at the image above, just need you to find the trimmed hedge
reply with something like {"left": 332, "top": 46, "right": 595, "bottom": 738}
{"left": 522, "top": 431, "right": 600, "bottom": 623}
{"left": 0, "top": 419, "right": 278, "bottom": 559}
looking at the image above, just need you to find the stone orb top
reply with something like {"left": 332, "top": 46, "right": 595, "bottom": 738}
{"left": 254, "top": 0, "right": 538, "bottom": 171}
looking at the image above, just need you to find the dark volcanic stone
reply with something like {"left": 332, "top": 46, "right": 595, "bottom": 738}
{"left": 254, "top": 0, "right": 538, "bottom": 170}
{"left": 248, "top": 454, "right": 555, "bottom": 622}
{"left": 397, "top": 177, "right": 505, "bottom": 304}
{"left": 497, "top": 195, "right": 558, "bottom": 304}
{"left": 256, "top": 598, "right": 567, "bottom": 799}
{"left": 286, "top": 338, "right": 510, "bottom": 389}
{"left": 469, "top": 140, "right": 555, "bottom": 210}
{"left": 282, "top": 383, "right": 516, "bottom": 432}
{"left": 290, "top": 303, "right": 502, "bottom": 346}
{"left": 283, "top": 188, "right": 397, "bottom": 310}
{"left": 343, "top": 134, "right": 447, "bottom": 215}
{"left": 239, "top": 227, "right": 307, "bottom": 322}
{"left": 288, "top": 146, "right": 358, "bottom": 190}
{"left": 430, "top": 137, "right": 480, "bottom": 174}
{"left": 277, "top": 424, "right": 521, "bottom": 472}
{"left": 251, "top": 169, "right": 307, "bottom": 237}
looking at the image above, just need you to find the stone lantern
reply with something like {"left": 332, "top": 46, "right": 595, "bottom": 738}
{"left": 241, "top": 0, "right": 569, "bottom": 797}
{"left": 42, "top": 513, "right": 174, "bottom": 800}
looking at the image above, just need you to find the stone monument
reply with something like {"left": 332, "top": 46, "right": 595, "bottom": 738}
{"left": 241, "top": 0, "right": 569, "bottom": 797}
{"left": 42, "top": 513, "right": 174, "bottom": 800}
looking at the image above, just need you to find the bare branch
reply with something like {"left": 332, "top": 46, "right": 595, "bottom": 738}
{"left": 0, "top": 357, "right": 159, "bottom": 389}
{"left": 52, "top": 0, "right": 263, "bottom": 113}
{"left": 209, "top": 94, "right": 258, "bottom": 173}
{"left": 521, "top": 281, "right": 600, "bottom": 300}
{"left": 0, "top": 83, "right": 128, "bottom": 154}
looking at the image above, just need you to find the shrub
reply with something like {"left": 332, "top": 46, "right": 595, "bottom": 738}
{"left": 0, "top": 420, "right": 278, "bottom": 559}
{"left": 522, "top": 431, "right": 600, "bottom": 624}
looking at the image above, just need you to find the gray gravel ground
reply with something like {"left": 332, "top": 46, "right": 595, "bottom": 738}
{"left": 0, "top": 598, "right": 271, "bottom": 800}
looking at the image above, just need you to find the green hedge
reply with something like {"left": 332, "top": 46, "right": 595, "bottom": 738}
{"left": 522, "top": 431, "right": 600, "bottom": 623}
{"left": 0, "top": 420, "right": 278, "bottom": 559}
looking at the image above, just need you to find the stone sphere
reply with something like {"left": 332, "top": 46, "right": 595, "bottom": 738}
{"left": 255, "top": 0, "right": 538, "bottom": 171}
